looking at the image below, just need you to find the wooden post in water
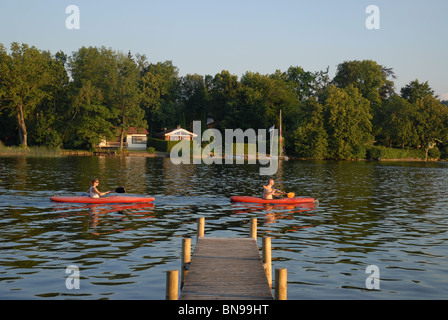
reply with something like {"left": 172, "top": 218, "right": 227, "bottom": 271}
{"left": 197, "top": 217, "right": 205, "bottom": 238}
{"left": 262, "top": 237, "right": 272, "bottom": 288}
{"left": 181, "top": 238, "right": 191, "bottom": 288}
{"left": 275, "top": 268, "right": 287, "bottom": 300}
{"left": 250, "top": 218, "right": 257, "bottom": 240}
{"left": 166, "top": 270, "right": 179, "bottom": 300}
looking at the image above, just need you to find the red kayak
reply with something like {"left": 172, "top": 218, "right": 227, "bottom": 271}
{"left": 230, "top": 196, "right": 315, "bottom": 204}
{"left": 50, "top": 195, "right": 155, "bottom": 204}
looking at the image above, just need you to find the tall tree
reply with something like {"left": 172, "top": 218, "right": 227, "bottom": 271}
{"left": 333, "top": 60, "right": 395, "bottom": 105}
{"left": 414, "top": 96, "right": 448, "bottom": 160}
{"left": 377, "top": 95, "right": 418, "bottom": 148}
{"left": 293, "top": 97, "right": 328, "bottom": 159}
{"left": 323, "top": 85, "right": 373, "bottom": 159}
{"left": 178, "top": 73, "right": 209, "bottom": 129}
{"left": 140, "top": 61, "right": 179, "bottom": 135}
{"left": 114, "top": 53, "right": 147, "bottom": 152}
{"left": 208, "top": 70, "right": 240, "bottom": 129}
{"left": 67, "top": 46, "right": 118, "bottom": 149}
{"left": 0, "top": 43, "right": 54, "bottom": 147}
{"left": 400, "top": 79, "right": 436, "bottom": 103}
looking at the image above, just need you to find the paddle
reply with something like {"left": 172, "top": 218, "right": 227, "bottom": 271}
{"left": 278, "top": 190, "right": 295, "bottom": 198}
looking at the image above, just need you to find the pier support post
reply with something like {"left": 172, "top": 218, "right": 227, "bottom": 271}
{"left": 275, "top": 268, "right": 287, "bottom": 300}
{"left": 181, "top": 238, "right": 191, "bottom": 288}
{"left": 250, "top": 218, "right": 257, "bottom": 240}
{"left": 165, "top": 270, "right": 179, "bottom": 300}
{"left": 262, "top": 237, "right": 272, "bottom": 288}
{"left": 197, "top": 217, "right": 205, "bottom": 238}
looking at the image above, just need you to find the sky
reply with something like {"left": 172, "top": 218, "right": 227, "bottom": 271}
{"left": 1, "top": 0, "right": 447, "bottom": 99}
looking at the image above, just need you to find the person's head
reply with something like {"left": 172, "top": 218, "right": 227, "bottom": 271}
{"left": 91, "top": 178, "right": 99, "bottom": 186}
{"left": 268, "top": 178, "right": 274, "bottom": 186}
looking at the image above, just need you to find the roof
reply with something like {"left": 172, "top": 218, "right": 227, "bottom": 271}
{"left": 117, "top": 127, "right": 149, "bottom": 135}
{"left": 156, "top": 127, "right": 197, "bottom": 137}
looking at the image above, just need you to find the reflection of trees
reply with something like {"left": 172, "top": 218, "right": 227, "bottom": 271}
{"left": 162, "top": 158, "right": 197, "bottom": 195}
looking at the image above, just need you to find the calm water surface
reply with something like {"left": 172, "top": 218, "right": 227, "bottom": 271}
{"left": 0, "top": 156, "right": 447, "bottom": 299}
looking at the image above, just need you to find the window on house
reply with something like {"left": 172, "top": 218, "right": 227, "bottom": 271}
{"left": 132, "top": 136, "right": 147, "bottom": 144}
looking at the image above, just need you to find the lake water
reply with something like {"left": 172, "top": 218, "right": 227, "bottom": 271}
{"left": 0, "top": 156, "right": 447, "bottom": 300}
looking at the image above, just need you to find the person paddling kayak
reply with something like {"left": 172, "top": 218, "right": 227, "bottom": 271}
{"left": 262, "top": 179, "right": 285, "bottom": 199}
{"left": 87, "top": 178, "right": 111, "bottom": 198}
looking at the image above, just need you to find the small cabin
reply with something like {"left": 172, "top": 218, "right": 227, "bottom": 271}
{"left": 156, "top": 126, "right": 197, "bottom": 141}
{"left": 98, "top": 127, "right": 149, "bottom": 151}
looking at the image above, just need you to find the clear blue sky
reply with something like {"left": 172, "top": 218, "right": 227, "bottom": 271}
{"left": 1, "top": 0, "right": 447, "bottom": 99}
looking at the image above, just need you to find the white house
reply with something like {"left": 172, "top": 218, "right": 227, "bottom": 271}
{"left": 156, "top": 126, "right": 197, "bottom": 141}
{"left": 98, "top": 127, "right": 149, "bottom": 151}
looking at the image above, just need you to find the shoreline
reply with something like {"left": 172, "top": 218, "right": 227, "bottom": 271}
{"left": 0, "top": 147, "right": 442, "bottom": 162}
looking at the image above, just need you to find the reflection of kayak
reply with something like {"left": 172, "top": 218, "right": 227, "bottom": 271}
{"left": 50, "top": 195, "right": 155, "bottom": 204}
{"left": 230, "top": 196, "right": 315, "bottom": 204}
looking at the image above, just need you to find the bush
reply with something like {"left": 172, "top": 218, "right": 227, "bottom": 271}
{"left": 366, "top": 146, "right": 426, "bottom": 160}
{"left": 428, "top": 147, "right": 441, "bottom": 159}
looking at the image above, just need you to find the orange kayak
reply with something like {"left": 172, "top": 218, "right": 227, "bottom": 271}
{"left": 50, "top": 195, "right": 155, "bottom": 204}
{"left": 230, "top": 196, "right": 315, "bottom": 204}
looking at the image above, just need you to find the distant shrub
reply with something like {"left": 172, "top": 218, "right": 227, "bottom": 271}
{"left": 366, "top": 146, "right": 426, "bottom": 160}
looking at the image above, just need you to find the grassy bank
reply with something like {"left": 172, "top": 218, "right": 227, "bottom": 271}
{"left": 366, "top": 146, "right": 440, "bottom": 161}
{"left": 0, "top": 146, "right": 92, "bottom": 157}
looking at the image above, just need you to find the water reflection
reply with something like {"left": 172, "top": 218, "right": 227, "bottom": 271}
{"left": 52, "top": 203, "right": 155, "bottom": 235}
{"left": 0, "top": 156, "right": 447, "bottom": 299}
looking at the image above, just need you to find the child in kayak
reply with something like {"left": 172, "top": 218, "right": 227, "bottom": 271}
{"left": 262, "top": 179, "right": 285, "bottom": 199}
{"left": 87, "top": 178, "right": 111, "bottom": 198}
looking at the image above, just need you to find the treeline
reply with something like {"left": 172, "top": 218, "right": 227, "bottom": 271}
{"left": 1, "top": 42, "right": 448, "bottom": 159}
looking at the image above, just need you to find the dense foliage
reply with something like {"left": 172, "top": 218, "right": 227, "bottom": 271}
{"left": 1, "top": 42, "right": 447, "bottom": 159}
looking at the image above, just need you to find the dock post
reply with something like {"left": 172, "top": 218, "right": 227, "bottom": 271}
{"left": 165, "top": 270, "right": 179, "bottom": 300}
{"left": 197, "top": 217, "right": 205, "bottom": 238}
{"left": 250, "top": 218, "right": 257, "bottom": 240}
{"left": 275, "top": 268, "right": 287, "bottom": 300}
{"left": 181, "top": 238, "right": 191, "bottom": 288}
{"left": 262, "top": 237, "right": 272, "bottom": 288}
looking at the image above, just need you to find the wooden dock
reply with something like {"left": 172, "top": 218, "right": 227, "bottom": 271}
{"left": 165, "top": 218, "right": 287, "bottom": 300}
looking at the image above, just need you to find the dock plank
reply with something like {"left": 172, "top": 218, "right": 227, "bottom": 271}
{"left": 180, "top": 237, "right": 273, "bottom": 300}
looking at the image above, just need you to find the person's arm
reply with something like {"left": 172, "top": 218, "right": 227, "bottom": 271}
{"left": 273, "top": 189, "right": 285, "bottom": 196}
{"left": 92, "top": 187, "right": 110, "bottom": 197}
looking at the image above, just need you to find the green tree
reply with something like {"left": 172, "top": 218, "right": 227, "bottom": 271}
{"left": 114, "top": 52, "right": 147, "bottom": 152}
{"left": 377, "top": 95, "right": 419, "bottom": 148}
{"left": 209, "top": 70, "right": 240, "bottom": 128}
{"left": 293, "top": 97, "right": 328, "bottom": 159}
{"left": 323, "top": 85, "right": 373, "bottom": 159}
{"left": 29, "top": 50, "right": 70, "bottom": 148}
{"left": 67, "top": 46, "right": 118, "bottom": 149}
{"left": 140, "top": 61, "right": 179, "bottom": 134}
{"left": 178, "top": 73, "right": 210, "bottom": 129}
{"left": 414, "top": 96, "right": 448, "bottom": 160}
{"left": 333, "top": 60, "right": 395, "bottom": 105}
{"left": 0, "top": 43, "right": 55, "bottom": 147}
{"left": 401, "top": 79, "right": 436, "bottom": 103}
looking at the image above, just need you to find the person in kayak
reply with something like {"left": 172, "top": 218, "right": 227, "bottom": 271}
{"left": 262, "top": 179, "right": 285, "bottom": 199}
{"left": 87, "top": 178, "right": 111, "bottom": 198}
